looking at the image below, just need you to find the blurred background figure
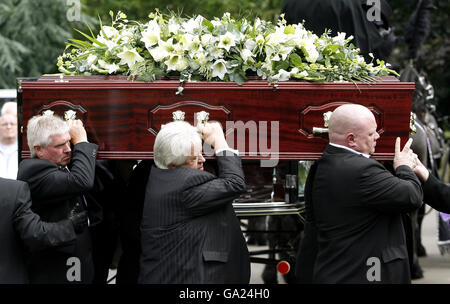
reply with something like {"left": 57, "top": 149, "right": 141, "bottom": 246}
{"left": 0, "top": 102, "right": 18, "bottom": 179}
{"left": 281, "top": 0, "right": 396, "bottom": 61}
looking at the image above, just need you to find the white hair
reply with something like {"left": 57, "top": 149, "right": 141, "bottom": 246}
{"left": 27, "top": 114, "right": 69, "bottom": 157}
{"left": 154, "top": 121, "right": 202, "bottom": 169}
{"left": 1, "top": 102, "right": 17, "bottom": 116}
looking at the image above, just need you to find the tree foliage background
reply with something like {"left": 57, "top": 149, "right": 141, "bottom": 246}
{"left": 0, "top": 0, "right": 448, "bottom": 117}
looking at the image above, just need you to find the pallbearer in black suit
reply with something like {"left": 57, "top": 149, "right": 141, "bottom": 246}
{"left": 296, "top": 104, "right": 423, "bottom": 284}
{"left": 0, "top": 178, "right": 86, "bottom": 284}
{"left": 17, "top": 114, "right": 98, "bottom": 283}
{"left": 139, "top": 121, "right": 250, "bottom": 284}
{"left": 413, "top": 158, "right": 450, "bottom": 213}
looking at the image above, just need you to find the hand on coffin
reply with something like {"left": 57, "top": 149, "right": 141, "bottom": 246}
{"left": 393, "top": 137, "right": 417, "bottom": 170}
{"left": 197, "top": 122, "right": 229, "bottom": 151}
{"left": 67, "top": 119, "right": 88, "bottom": 145}
{"left": 413, "top": 156, "right": 430, "bottom": 182}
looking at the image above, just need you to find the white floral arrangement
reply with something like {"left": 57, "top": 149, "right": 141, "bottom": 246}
{"left": 58, "top": 10, "right": 398, "bottom": 92}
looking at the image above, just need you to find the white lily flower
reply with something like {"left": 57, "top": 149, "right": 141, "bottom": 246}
{"left": 141, "top": 20, "right": 161, "bottom": 48}
{"left": 211, "top": 59, "right": 227, "bottom": 80}
{"left": 165, "top": 54, "right": 188, "bottom": 72}
{"left": 274, "top": 69, "right": 291, "bottom": 81}
{"left": 241, "top": 49, "right": 254, "bottom": 63}
{"left": 194, "top": 50, "right": 208, "bottom": 66}
{"left": 180, "top": 34, "right": 200, "bottom": 52}
{"left": 218, "top": 32, "right": 236, "bottom": 52}
{"left": 149, "top": 38, "right": 175, "bottom": 62}
{"left": 255, "top": 34, "right": 265, "bottom": 45}
{"left": 117, "top": 47, "right": 144, "bottom": 68}
{"left": 333, "top": 32, "right": 347, "bottom": 45}
{"left": 98, "top": 59, "right": 120, "bottom": 73}
{"left": 182, "top": 15, "right": 203, "bottom": 34}
{"left": 86, "top": 54, "right": 97, "bottom": 66}
{"left": 244, "top": 39, "right": 257, "bottom": 52}
{"left": 201, "top": 34, "right": 214, "bottom": 46}
{"left": 100, "top": 26, "right": 119, "bottom": 40}
{"left": 168, "top": 17, "right": 180, "bottom": 34}
{"left": 95, "top": 36, "right": 117, "bottom": 51}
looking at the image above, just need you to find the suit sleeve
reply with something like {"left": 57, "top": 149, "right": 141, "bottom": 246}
{"left": 359, "top": 163, "right": 423, "bottom": 213}
{"left": 12, "top": 182, "right": 77, "bottom": 252}
{"left": 182, "top": 153, "right": 246, "bottom": 216}
{"left": 24, "top": 142, "right": 98, "bottom": 204}
{"left": 423, "top": 174, "right": 450, "bottom": 213}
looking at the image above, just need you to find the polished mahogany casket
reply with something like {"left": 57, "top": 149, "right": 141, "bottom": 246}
{"left": 18, "top": 75, "right": 414, "bottom": 161}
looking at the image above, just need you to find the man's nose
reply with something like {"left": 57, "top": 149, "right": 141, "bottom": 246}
{"left": 199, "top": 154, "right": 206, "bottom": 162}
{"left": 64, "top": 142, "right": 71, "bottom": 152}
{"left": 375, "top": 132, "right": 380, "bottom": 140}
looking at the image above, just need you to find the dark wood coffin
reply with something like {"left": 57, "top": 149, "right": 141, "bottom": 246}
{"left": 18, "top": 75, "right": 414, "bottom": 161}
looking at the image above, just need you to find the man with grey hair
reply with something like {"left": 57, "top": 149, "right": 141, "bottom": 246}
{"left": 296, "top": 103, "right": 423, "bottom": 284}
{"left": 139, "top": 120, "right": 250, "bottom": 284}
{"left": 17, "top": 114, "right": 98, "bottom": 284}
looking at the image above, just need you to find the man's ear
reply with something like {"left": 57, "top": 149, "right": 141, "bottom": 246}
{"left": 347, "top": 133, "right": 357, "bottom": 149}
{"left": 34, "top": 145, "right": 43, "bottom": 158}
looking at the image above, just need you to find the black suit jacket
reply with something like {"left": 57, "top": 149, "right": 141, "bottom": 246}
{"left": 422, "top": 174, "right": 450, "bottom": 214}
{"left": 17, "top": 142, "right": 98, "bottom": 284}
{"left": 298, "top": 145, "right": 423, "bottom": 284}
{"left": 139, "top": 152, "right": 250, "bottom": 284}
{"left": 0, "top": 178, "right": 76, "bottom": 284}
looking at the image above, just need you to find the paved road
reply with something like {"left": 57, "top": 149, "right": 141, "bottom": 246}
{"left": 413, "top": 209, "right": 450, "bottom": 284}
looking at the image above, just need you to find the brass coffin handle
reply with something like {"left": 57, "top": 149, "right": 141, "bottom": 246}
{"left": 64, "top": 110, "right": 77, "bottom": 121}
{"left": 172, "top": 110, "right": 185, "bottom": 121}
{"left": 42, "top": 110, "right": 55, "bottom": 117}
{"left": 196, "top": 111, "right": 209, "bottom": 127}
{"left": 312, "top": 111, "right": 332, "bottom": 134}
{"left": 312, "top": 127, "right": 329, "bottom": 134}
{"left": 409, "top": 112, "right": 417, "bottom": 135}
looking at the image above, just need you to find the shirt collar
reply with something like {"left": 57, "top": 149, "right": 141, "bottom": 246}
{"left": 329, "top": 142, "right": 371, "bottom": 158}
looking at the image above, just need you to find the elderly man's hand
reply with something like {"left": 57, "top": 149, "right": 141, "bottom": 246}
{"left": 393, "top": 137, "right": 417, "bottom": 170}
{"left": 197, "top": 122, "right": 229, "bottom": 151}
{"left": 413, "top": 156, "right": 430, "bottom": 182}
{"left": 68, "top": 119, "right": 88, "bottom": 145}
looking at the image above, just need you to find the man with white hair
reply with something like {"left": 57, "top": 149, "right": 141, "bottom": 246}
{"left": 296, "top": 104, "right": 423, "bottom": 284}
{"left": 0, "top": 113, "right": 18, "bottom": 179}
{"left": 17, "top": 114, "right": 98, "bottom": 284}
{"left": 139, "top": 121, "right": 250, "bottom": 284}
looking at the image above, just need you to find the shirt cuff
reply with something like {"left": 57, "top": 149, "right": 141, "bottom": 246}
{"left": 215, "top": 148, "right": 239, "bottom": 156}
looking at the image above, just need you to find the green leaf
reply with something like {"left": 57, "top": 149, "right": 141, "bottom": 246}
{"left": 202, "top": 19, "right": 214, "bottom": 32}
{"left": 74, "top": 28, "right": 105, "bottom": 47}
{"left": 289, "top": 53, "right": 303, "bottom": 68}
{"left": 273, "top": 60, "right": 289, "bottom": 72}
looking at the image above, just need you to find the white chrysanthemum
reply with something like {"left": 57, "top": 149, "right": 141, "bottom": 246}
{"left": 218, "top": 32, "right": 236, "bottom": 52}
{"left": 211, "top": 59, "right": 227, "bottom": 79}
{"left": 117, "top": 47, "right": 144, "bottom": 68}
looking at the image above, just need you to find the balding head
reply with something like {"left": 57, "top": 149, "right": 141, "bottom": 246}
{"left": 328, "top": 104, "right": 380, "bottom": 155}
